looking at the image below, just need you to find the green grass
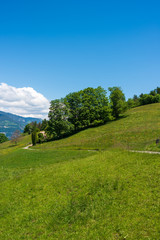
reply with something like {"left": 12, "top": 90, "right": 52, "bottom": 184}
{"left": 0, "top": 134, "right": 31, "bottom": 155}
{"left": 0, "top": 149, "right": 95, "bottom": 169}
{"left": 1, "top": 150, "right": 160, "bottom": 239}
{"left": 1, "top": 103, "right": 160, "bottom": 239}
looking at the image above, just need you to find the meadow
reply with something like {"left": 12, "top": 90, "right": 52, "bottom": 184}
{"left": 0, "top": 103, "right": 160, "bottom": 239}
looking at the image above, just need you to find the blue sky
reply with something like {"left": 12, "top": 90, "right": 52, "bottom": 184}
{"left": 0, "top": 0, "right": 160, "bottom": 106}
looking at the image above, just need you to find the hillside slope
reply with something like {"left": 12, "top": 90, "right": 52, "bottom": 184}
{"left": 1, "top": 103, "right": 160, "bottom": 239}
{"left": 34, "top": 103, "right": 160, "bottom": 151}
{"left": 0, "top": 111, "right": 41, "bottom": 139}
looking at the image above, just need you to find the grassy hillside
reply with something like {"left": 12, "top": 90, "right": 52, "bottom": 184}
{"left": 0, "top": 134, "right": 31, "bottom": 155}
{"left": 0, "top": 103, "right": 160, "bottom": 239}
{"left": 34, "top": 103, "right": 160, "bottom": 151}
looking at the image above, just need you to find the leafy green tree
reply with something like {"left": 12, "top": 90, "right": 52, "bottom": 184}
{"left": 64, "top": 92, "right": 82, "bottom": 131}
{"left": 31, "top": 131, "right": 37, "bottom": 146}
{"left": 127, "top": 98, "right": 136, "bottom": 109}
{"left": 129, "top": 87, "right": 160, "bottom": 108}
{"left": 37, "top": 133, "right": 44, "bottom": 144}
{"left": 132, "top": 94, "right": 140, "bottom": 107}
{"left": 133, "top": 95, "right": 138, "bottom": 101}
{"left": 0, "top": 133, "right": 8, "bottom": 143}
{"left": 108, "top": 87, "right": 127, "bottom": 119}
{"left": 31, "top": 122, "right": 38, "bottom": 146}
{"left": 150, "top": 90, "right": 156, "bottom": 96}
{"left": 40, "top": 119, "right": 48, "bottom": 131}
{"left": 81, "top": 87, "right": 112, "bottom": 126}
{"left": 155, "top": 87, "right": 160, "bottom": 94}
{"left": 139, "top": 94, "right": 153, "bottom": 105}
{"left": 23, "top": 123, "right": 32, "bottom": 134}
{"left": 153, "top": 94, "right": 160, "bottom": 103}
{"left": 139, "top": 93, "right": 160, "bottom": 105}
{"left": 65, "top": 86, "right": 112, "bottom": 130}
{"left": 47, "top": 99, "right": 74, "bottom": 138}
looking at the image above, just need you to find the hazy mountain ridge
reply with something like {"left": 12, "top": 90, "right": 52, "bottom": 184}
{"left": 0, "top": 111, "right": 41, "bottom": 139}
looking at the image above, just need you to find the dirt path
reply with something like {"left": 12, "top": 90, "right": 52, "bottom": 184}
{"left": 22, "top": 144, "right": 33, "bottom": 150}
{"left": 22, "top": 145, "right": 160, "bottom": 155}
{"left": 130, "top": 150, "right": 160, "bottom": 155}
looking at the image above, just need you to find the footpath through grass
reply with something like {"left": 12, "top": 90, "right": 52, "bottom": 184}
{"left": 0, "top": 148, "right": 160, "bottom": 239}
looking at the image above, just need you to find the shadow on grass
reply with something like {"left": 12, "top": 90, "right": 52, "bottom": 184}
{"left": 8, "top": 144, "right": 17, "bottom": 148}
{"left": 45, "top": 114, "right": 129, "bottom": 144}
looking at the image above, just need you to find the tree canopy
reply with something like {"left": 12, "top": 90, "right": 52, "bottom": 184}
{"left": 0, "top": 133, "right": 8, "bottom": 143}
{"left": 65, "top": 87, "right": 112, "bottom": 130}
{"left": 127, "top": 86, "right": 160, "bottom": 108}
{"left": 23, "top": 85, "right": 160, "bottom": 142}
{"left": 45, "top": 86, "right": 114, "bottom": 139}
{"left": 108, "top": 87, "right": 127, "bottom": 119}
{"left": 47, "top": 99, "right": 74, "bottom": 138}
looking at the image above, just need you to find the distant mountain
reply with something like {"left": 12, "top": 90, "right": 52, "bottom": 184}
{"left": 0, "top": 111, "right": 41, "bottom": 139}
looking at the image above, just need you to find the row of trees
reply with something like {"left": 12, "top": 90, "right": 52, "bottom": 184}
{"left": 47, "top": 86, "right": 126, "bottom": 139}
{"left": 23, "top": 86, "right": 127, "bottom": 143}
{"left": 26, "top": 85, "right": 160, "bottom": 144}
{"left": 20, "top": 85, "right": 160, "bottom": 145}
{"left": 1, "top": 85, "right": 127, "bottom": 145}
{"left": 1, "top": 86, "right": 159, "bottom": 145}
{"left": 23, "top": 120, "right": 47, "bottom": 134}
{"left": 127, "top": 87, "right": 160, "bottom": 108}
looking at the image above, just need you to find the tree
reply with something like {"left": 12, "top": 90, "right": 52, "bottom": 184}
{"left": 133, "top": 94, "right": 138, "bottom": 101}
{"left": 41, "top": 119, "right": 48, "bottom": 131}
{"left": 127, "top": 98, "right": 135, "bottom": 109}
{"left": 65, "top": 86, "right": 112, "bottom": 130}
{"left": 0, "top": 133, "right": 8, "bottom": 143}
{"left": 31, "top": 131, "right": 37, "bottom": 146}
{"left": 37, "top": 133, "right": 45, "bottom": 144}
{"left": 11, "top": 130, "right": 21, "bottom": 145}
{"left": 150, "top": 90, "right": 156, "bottom": 96}
{"left": 155, "top": 87, "right": 160, "bottom": 94}
{"left": 80, "top": 87, "right": 111, "bottom": 127}
{"left": 139, "top": 93, "right": 160, "bottom": 105}
{"left": 47, "top": 99, "right": 74, "bottom": 138}
{"left": 31, "top": 122, "right": 38, "bottom": 146}
{"left": 64, "top": 91, "right": 82, "bottom": 131}
{"left": 23, "top": 123, "right": 32, "bottom": 134}
{"left": 153, "top": 94, "right": 160, "bottom": 103}
{"left": 108, "top": 87, "right": 127, "bottom": 119}
{"left": 139, "top": 94, "right": 153, "bottom": 105}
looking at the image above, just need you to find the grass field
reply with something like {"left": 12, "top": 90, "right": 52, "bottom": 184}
{"left": 0, "top": 103, "right": 160, "bottom": 239}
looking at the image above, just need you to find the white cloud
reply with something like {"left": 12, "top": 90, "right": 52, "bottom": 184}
{"left": 0, "top": 83, "right": 50, "bottom": 119}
